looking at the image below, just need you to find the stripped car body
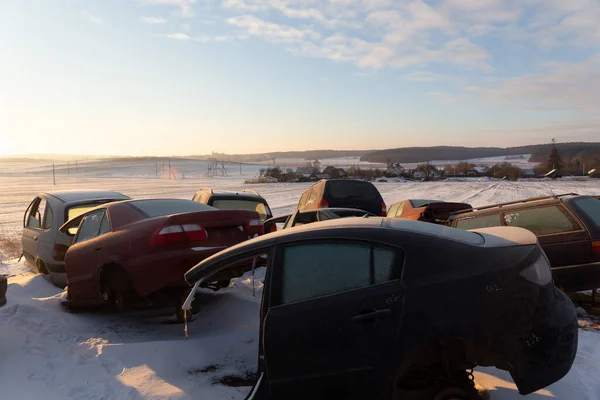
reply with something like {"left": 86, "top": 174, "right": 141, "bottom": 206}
{"left": 388, "top": 199, "right": 472, "bottom": 225}
{"left": 184, "top": 218, "right": 577, "bottom": 399}
{"left": 21, "top": 190, "right": 130, "bottom": 287}
{"left": 59, "top": 199, "right": 263, "bottom": 310}
{"left": 450, "top": 194, "right": 600, "bottom": 292}
{"left": 263, "top": 207, "right": 375, "bottom": 233}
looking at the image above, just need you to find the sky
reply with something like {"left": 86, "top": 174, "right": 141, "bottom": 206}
{"left": 1, "top": 0, "right": 600, "bottom": 156}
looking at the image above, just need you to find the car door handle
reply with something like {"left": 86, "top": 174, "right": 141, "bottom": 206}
{"left": 352, "top": 309, "right": 392, "bottom": 323}
{"left": 94, "top": 247, "right": 102, "bottom": 252}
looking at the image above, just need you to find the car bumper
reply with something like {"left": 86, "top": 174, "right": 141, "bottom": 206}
{"left": 552, "top": 261, "right": 600, "bottom": 292}
{"left": 509, "top": 287, "right": 578, "bottom": 395}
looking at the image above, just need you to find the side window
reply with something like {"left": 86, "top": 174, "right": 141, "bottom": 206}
{"left": 44, "top": 204, "right": 54, "bottom": 229}
{"left": 98, "top": 213, "right": 111, "bottom": 236}
{"left": 293, "top": 212, "right": 319, "bottom": 227}
{"left": 26, "top": 197, "right": 48, "bottom": 229}
{"left": 455, "top": 214, "right": 502, "bottom": 230}
{"left": 318, "top": 211, "right": 332, "bottom": 221}
{"left": 75, "top": 210, "right": 105, "bottom": 244}
{"left": 502, "top": 206, "right": 581, "bottom": 236}
{"left": 280, "top": 242, "right": 400, "bottom": 305}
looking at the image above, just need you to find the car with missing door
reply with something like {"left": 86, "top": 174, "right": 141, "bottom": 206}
{"left": 449, "top": 194, "right": 600, "bottom": 292}
{"left": 21, "top": 190, "right": 130, "bottom": 287}
{"left": 59, "top": 198, "right": 263, "bottom": 318}
{"left": 184, "top": 217, "right": 577, "bottom": 400}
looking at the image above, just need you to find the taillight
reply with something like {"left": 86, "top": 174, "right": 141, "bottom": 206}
{"left": 246, "top": 219, "right": 265, "bottom": 237}
{"left": 520, "top": 254, "right": 553, "bottom": 286}
{"left": 381, "top": 201, "right": 387, "bottom": 216}
{"left": 319, "top": 199, "right": 329, "bottom": 208}
{"left": 269, "top": 224, "right": 277, "bottom": 233}
{"left": 593, "top": 241, "right": 600, "bottom": 255}
{"left": 150, "top": 224, "right": 207, "bottom": 246}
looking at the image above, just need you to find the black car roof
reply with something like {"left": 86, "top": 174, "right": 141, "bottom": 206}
{"left": 44, "top": 190, "right": 129, "bottom": 203}
{"left": 185, "top": 217, "right": 489, "bottom": 283}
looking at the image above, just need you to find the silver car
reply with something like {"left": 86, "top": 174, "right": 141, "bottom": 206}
{"left": 21, "top": 190, "right": 130, "bottom": 287}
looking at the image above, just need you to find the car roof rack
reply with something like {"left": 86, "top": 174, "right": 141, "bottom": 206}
{"left": 449, "top": 193, "right": 579, "bottom": 217}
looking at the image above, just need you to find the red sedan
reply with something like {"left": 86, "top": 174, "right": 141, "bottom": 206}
{"left": 59, "top": 199, "right": 263, "bottom": 314}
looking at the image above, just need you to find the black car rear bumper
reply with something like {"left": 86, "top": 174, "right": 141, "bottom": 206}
{"left": 509, "top": 288, "right": 578, "bottom": 395}
{"left": 552, "top": 261, "right": 600, "bottom": 292}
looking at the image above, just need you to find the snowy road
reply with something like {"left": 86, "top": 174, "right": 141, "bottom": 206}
{"left": 1, "top": 169, "right": 599, "bottom": 399}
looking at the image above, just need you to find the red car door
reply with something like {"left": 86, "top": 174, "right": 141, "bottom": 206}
{"left": 65, "top": 209, "right": 111, "bottom": 302}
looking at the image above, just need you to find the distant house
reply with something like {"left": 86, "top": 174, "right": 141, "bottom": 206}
{"left": 322, "top": 166, "right": 348, "bottom": 178}
{"left": 385, "top": 163, "right": 406, "bottom": 177}
{"left": 467, "top": 166, "right": 488, "bottom": 177}
{"left": 412, "top": 169, "right": 440, "bottom": 180}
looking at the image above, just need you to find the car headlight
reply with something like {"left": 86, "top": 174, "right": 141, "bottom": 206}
{"left": 520, "top": 254, "right": 553, "bottom": 286}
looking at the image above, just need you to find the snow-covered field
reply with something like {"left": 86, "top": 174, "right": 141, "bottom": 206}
{"left": 1, "top": 159, "right": 599, "bottom": 399}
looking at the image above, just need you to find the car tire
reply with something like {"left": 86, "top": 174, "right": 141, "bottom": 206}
{"left": 106, "top": 269, "right": 135, "bottom": 312}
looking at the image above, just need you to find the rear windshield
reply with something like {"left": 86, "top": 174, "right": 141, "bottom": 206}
{"left": 129, "top": 199, "right": 215, "bottom": 218}
{"left": 66, "top": 201, "right": 116, "bottom": 221}
{"left": 572, "top": 197, "right": 600, "bottom": 226}
{"left": 327, "top": 181, "right": 381, "bottom": 201}
{"left": 212, "top": 199, "right": 271, "bottom": 221}
{"left": 410, "top": 199, "right": 440, "bottom": 208}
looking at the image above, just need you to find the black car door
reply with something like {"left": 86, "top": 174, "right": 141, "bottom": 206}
{"left": 262, "top": 239, "right": 405, "bottom": 399}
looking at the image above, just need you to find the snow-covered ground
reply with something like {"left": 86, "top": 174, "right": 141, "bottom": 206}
{"left": 1, "top": 160, "right": 599, "bottom": 399}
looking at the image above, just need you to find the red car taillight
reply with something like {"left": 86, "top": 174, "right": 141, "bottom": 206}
{"left": 150, "top": 224, "right": 208, "bottom": 247}
{"left": 247, "top": 219, "right": 264, "bottom": 237}
{"left": 593, "top": 241, "right": 600, "bottom": 255}
{"left": 319, "top": 199, "right": 329, "bottom": 208}
{"left": 381, "top": 201, "right": 387, "bottom": 216}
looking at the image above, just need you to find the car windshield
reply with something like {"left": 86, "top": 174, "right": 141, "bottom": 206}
{"left": 211, "top": 199, "right": 270, "bottom": 221}
{"left": 328, "top": 181, "right": 380, "bottom": 200}
{"left": 128, "top": 199, "right": 215, "bottom": 218}
{"left": 572, "top": 197, "right": 600, "bottom": 226}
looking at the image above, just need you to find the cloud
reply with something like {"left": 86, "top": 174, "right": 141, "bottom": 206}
{"left": 426, "top": 91, "right": 465, "bottom": 103}
{"left": 404, "top": 71, "right": 447, "bottom": 82}
{"left": 227, "top": 15, "right": 321, "bottom": 42}
{"left": 166, "top": 33, "right": 191, "bottom": 40}
{"left": 141, "top": 16, "right": 168, "bottom": 24}
{"left": 81, "top": 11, "right": 103, "bottom": 25}
{"left": 138, "top": 0, "right": 196, "bottom": 17}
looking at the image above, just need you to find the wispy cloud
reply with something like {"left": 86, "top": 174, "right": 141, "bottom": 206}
{"left": 81, "top": 11, "right": 103, "bottom": 25}
{"left": 426, "top": 91, "right": 466, "bottom": 103}
{"left": 138, "top": 0, "right": 196, "bottom": 17}
{"left": 141, "top": 16, "right": 168, "bottom": 24}
{"left": 166, "top": 33, "right": 191, "bottom": 40}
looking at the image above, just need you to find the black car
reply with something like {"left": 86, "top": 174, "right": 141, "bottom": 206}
{"left": 192, "top": 188, "right": 273, "bottom": 222}
{"left": 184, "top": 218, "right": 577, "bottom": 400}
{"left": 450, "top": 194, "right": 600, "bottom": 292}
{"left": 296, "top": 179, "right": 387, "bottom": 216}
{"left": 264, "top": 207, "right": 375, "bottom": 233}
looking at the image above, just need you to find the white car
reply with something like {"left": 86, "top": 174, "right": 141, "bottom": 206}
{"left": 21, "top": 190, "right": 129, "bottom": 287}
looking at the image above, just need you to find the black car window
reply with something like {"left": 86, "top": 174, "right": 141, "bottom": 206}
{"left": 44, "top": 204, "right": 54, "bottom": 229}
{"left": 327, "top": 180, "right": 380, "bottom": 200}
{"left": 502, "top": 206, "right": 581, "bottom": 235}
{"left": 98, "top": 213, "right": 111, "bottom": 236}
{"left": 410, "top": 200, "right": 439, "bottom": 208}
{"left": 128, "top": 199, "right": 215, "bottom": 218}
{"left": 571, "top": 197, "right": 600, "bottom": 226}
{"left": 26, "top": 197, "right": 47, "bottom": 229}
{"left": 455, "top": 214, "right": 503, "bottom": 230}
{"left": 294, "top": 212, "right": 319, "bottom": 226}
{"left": 75, "top": 210, "right": 105, "bottom": 244}
{"left": 280, "top": 242, "right": 398, "bottom": 305}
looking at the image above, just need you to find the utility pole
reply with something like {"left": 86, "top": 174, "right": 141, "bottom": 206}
{"left": 67, "top": 161, "right": 70, "bottom": 175}
{"left": 240, "top": 162, "right": 242, "bottom": 175}
{"left": 75, "top": 160, "right": 78, "bottom": 173}
{"left": 168, "top": 161, "right": 171, "bottom": 180}
{"left": 156, "top": 163, "right": 158, "bottom": 177}
{"left": 583, "top": 164, "right": 585, "bottom": 177}
{"left": 53, "top": 163, "right": 56, "bottom": 185}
